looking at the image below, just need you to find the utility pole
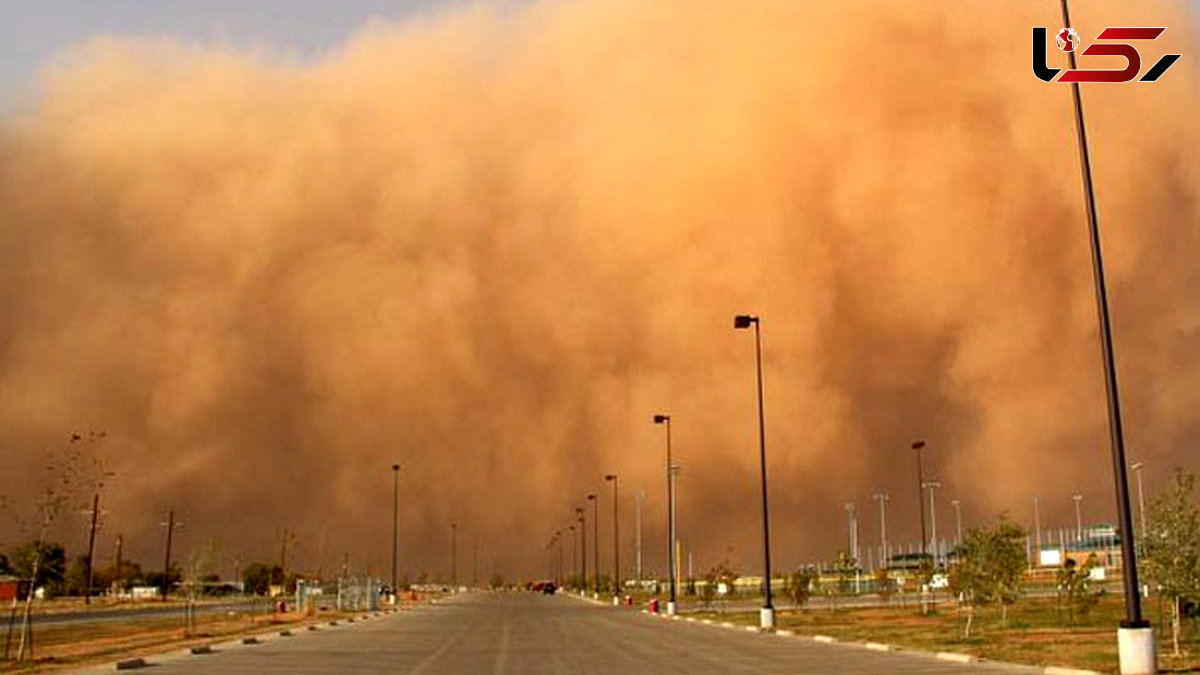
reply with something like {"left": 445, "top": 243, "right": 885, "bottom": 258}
{"left": 160, "top": 509, "right": 177, "bottom": 601}
{"left": 83, "top": 493, "right": 100, "bottom": 605}
{"left": 114, "top": 534, "right": 124, "bottom": 597}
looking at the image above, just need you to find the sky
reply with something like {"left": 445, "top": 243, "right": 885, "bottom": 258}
{"left": 0, "top": 0, "right": 1196, "bottom": 585}
{"left": 0, "top": 1, "right": 452, "bottom": 108}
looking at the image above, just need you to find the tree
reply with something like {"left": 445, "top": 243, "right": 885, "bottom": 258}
{"left": 948, "top": 517, "right": 1027, "bottom": 637}
{"left": 703, "top": 561, "right": 738, "bottom": 611}
{"left": 875, "top": 566, "right": 896, "bottom": 604}
{"left": 785, "top": 567, "right": 816, "bottom": 609}
{"left": 1141, "top": 469, "right": 1200, "bottom": 657}
{"left": 9, "top": 540, "right": 66, "bottom": 595}
{"left": 1055, "top": 554, "right": 1103, "bottom": 625}
{"left": 242, "top": 563, "right": 281, "bottom": 596}
{"left": 831, "top": 551, "right": 857, "bottom": 609}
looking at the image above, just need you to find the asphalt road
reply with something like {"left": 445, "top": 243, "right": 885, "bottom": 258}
{"left": 71, "top": 592, "right": 1036, "bottom": 674}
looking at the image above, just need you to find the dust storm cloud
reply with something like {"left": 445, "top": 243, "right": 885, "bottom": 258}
{"left": 0, "top": 0, "right": 1196, "bottom": 580}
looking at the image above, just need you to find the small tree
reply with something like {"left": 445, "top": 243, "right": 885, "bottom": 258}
{"left": 948, "top": 517, "right": 1027, "bottom": 637}
{"left": 831, "top": 552, "right": 856, "bottom": 610}
{"left": 786, "top": 567, "right": 815, "bottom": 609}
{"left": 875, "top": 566, "right": 896, "bottom": 603}
{"left": 1141, "top": 470, "right": 1200, "bottom": 657}
{"left": 1056, "top": 554, "right": 1103, "bottom": 625}
{"left": 703, "top": 561, "right": 738, "bottom": 612}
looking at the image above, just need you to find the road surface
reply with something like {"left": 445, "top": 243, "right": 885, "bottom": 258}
{"left": 72, "top": 592, "right": 1033, "bottom": 674}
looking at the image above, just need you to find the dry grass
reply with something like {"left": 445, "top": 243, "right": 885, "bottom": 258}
{"left": 695, "top": 594, "right": 1200, "bottom": 674}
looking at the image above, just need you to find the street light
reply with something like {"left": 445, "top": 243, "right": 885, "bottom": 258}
{"left": 873, "top": 492, "right": 889, "bottom": 569}
{"left": 1073, "top": 494, "right": 1084, "bottom": 542}
{"left": 587, "top": 493, "right": 599, "bottom": 595}
{"left": 450, "top": 522, "right": 457, "bottom": 588}
{"left": 576, "top": 506, "right": 586, "bottom": 593}
{"left": 912, "top": 440, "right": 928, "bottom": 559}
{"left": 605, "top": 474, "right": 621, "bottom": 600}
{"left": 635, "top": 488, "right": 645, "bottom": 586}
{"left": 951, "top": 499, "right": 963, "bottom": 549}
{"left": 734, "top": 313, "right": 775, "bottom": 630}
{"left": 1055, "top": 0, "right": 1152, "bottom": 668}
{"left": 653, "top": 414, "right": 678, "bottom": 616}
{"left": 923, "top": 481, "right": 941, "bottom": 561}
{"left": 391, "top": 464, "right": 400, "bottom": 598}
{"left": 843, "top": 502, "right": 858, "bottom": 562}
{"left": 569, "top": 525, "right": 578, "bottom": 587}
{"left": 1131, "top": 462, "right": 1147, "bottom": 538}
{"left": 159, "top": 509, "right": 180, "bottom": 601}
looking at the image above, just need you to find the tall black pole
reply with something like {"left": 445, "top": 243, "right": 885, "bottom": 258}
{"left": 391, "top": 464, "right": 399, "bottom": 595}
{"left": 588, "top": 494, "right": 599, "bottom": 593}
{"left": 735, "top": 315, "right": 774, "bottom": 623}
{"left": 577, "top": 507, "right": 586, "bottom": 591}
{"left": 654, "top": 414, "right": 677, "bottom": 611}
{"left": 606, "top": 475, "right": 620, "bottom": 597}
{"left": 913, "top": 440, "right": 927, "bottom": 557}
{"left": 161, "top": 509, "right": 175, "bottom": 602}
{"left": 84, "top": 493, "right": 99, "bottom": 605}
{"left": 450, "top": 522, "right": 457, "bottom": 587}
{"left": 752, "top": 320, "right": 773, "bottom": 616}
{"left": 1057, "top": 0, "right": 1144, "bottom": 630}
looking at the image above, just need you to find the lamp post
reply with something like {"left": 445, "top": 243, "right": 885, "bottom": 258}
{"left": 1131, "top": 462, "right": 1147, "bottom": 538}
{"left": 653, "top": 414, "right": 678, "bottom": 615}
{"left": 587, "top": 494, "right": 599, "bottom": 595}
{"left": 569, "top": 525, "right": 578, "bottom": 587}
{"left": 391, "top": 464, "right": 400, "bottom": 597}
{"left": 873, "top": 492, "right": 889, "bottom": 569}
{"left": 912, "top": 440, "right": 927, "bottom": 559}
{"left": 923, "top": 481, "right": 941, "bottom": 562}
{"left": 450, "top": 522, "right": 457, "bottom": 588}
{"left": 734, "top": 313, "right": 774, "bottom": 630}
{"left": 1034, "top": 496, "right": 1042, "bottom": 552}
{"left": 576, "top": 506, "right": 586, "bottom": 593}
{"left": 635, "top": 488, "right": 645, "bottom": 586}
{"left": 1073, "top": 494, "right": 1084, "bottom": 542}
{"left": 843, "top": 502, "right": 858, "bottom": 562}
{"left": 605, "top": 474, "right": 620, "bottom": 600}
{"left": 951, "top": 499, "right": 963, "bottom": 549}
{"left": 1055, "top": 1, "right": 1152, "bottom": 669}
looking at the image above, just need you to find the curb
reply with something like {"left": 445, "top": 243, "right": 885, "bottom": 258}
{"left": 936, "top": 652, "right": 975, "bottom": 663}
{"left": 115, "top": 658, "right": 146, "bottom": 670}
{"left": 864, "top": 642, "right": 890, "bottom": 652}
{"left": 1044, "top": 668, "right": 1101, "bottom": 675}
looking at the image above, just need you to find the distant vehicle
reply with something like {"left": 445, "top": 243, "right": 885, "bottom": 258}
{"left": 542, "top": 582, "right": 557, "bottom": 595}
{"left": 528, "top": 581, "right": 556, "bottom": 593}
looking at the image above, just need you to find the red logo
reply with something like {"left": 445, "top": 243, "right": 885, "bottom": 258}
{"left": 1056, "top": 28, "right": 1079, "bottom": 52}
{"left": 1033, "top": 26, "right": 1181, "bottom": 83}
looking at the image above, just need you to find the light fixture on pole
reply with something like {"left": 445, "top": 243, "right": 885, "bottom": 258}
{"left": 872, "top": 492, "right": 889, "bottom": 568}
{"left": 734, "top": 313, "right": 775, "bottom": 630}
{"left": 653, "top": 414, "right": 678, "bottom": 616}
{"left": 1055, "top": 0, "right": 1153, "bottom": 669}
{"left": 605, "top": 474, "right": 621, "bottom": 601}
